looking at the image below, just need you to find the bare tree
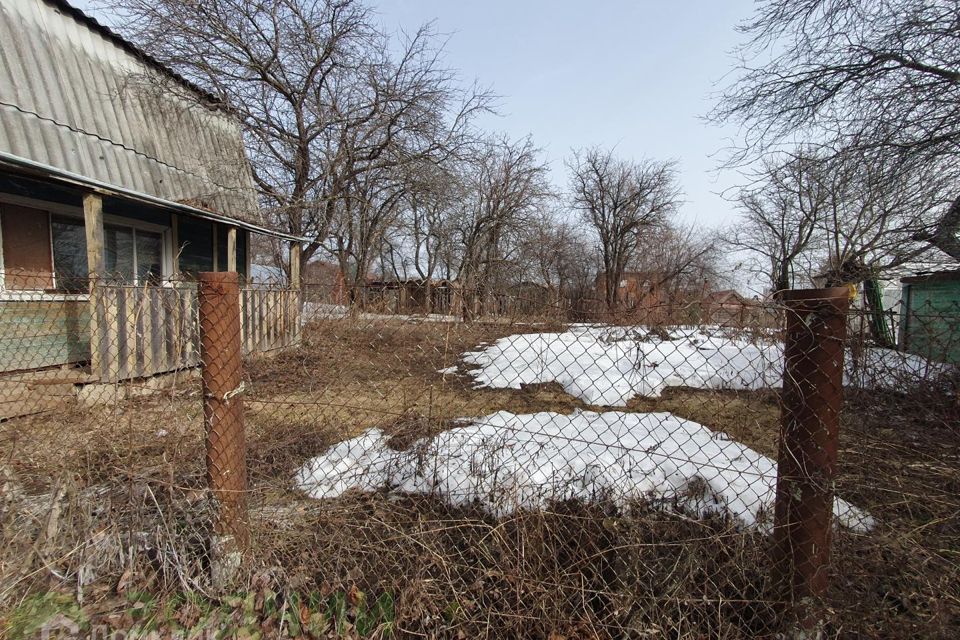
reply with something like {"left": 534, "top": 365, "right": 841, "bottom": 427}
{"left": 453, "top": 136, "right": 551, "bottom": 319}
{"left": 632, "top": 222, "right": 723, "bottom": 301}
{"left": 813, "top": 150, "right": 948, "bottom": 285}
{"left": 729, "top": 148, "right": 949, "bottom": 294}
{"left": 110, "top": 0, "right": 491, "bottom": 283}
{"left": 728, "top": 152, "right": 826, "bottom": 294}
{"left": 327, "top": 166, "right": 408, "bottom": 303}
{"left": 713, "top": 0, "right": 960, "bottom": 260}
{"left": 568, "top": 148, "right": 681, "bottom": 310}
{"left": 516, "top": 208, "right": 594, "bottom": 308}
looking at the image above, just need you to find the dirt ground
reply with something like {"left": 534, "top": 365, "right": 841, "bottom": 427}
{"left": 1, "top": 316, "right": 958, "bottom": 638}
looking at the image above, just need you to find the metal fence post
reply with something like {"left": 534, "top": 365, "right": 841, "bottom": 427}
{"left": 773, "top": 287, "right": 850, "bottom": 635}
{"left": 197, "top": 271, "right": 248, "bottom": 586}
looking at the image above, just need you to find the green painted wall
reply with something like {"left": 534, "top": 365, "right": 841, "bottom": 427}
{"left": 901, "top": 278, "right": 960, "bottom": 364}
{"left": 0, "top": 300, "right": 91, "bottom": 372}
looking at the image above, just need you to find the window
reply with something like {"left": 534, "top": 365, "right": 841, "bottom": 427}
{"left": 104, "top": 225, "right": 134, "bottom": 282}
{"left": 51, "top": 216, "right": 87, "bottom": 292}
{"left": 136, "top": 230, "right": 163, "bottom": 284}
{"left": 1, "top": 204, "right": 54, "bottom": 290}
{"left": 177, "top": 216, "right": 213, "bottom": 276}
{"left": 50, "top": 215, "right": 166, "bottom": 291}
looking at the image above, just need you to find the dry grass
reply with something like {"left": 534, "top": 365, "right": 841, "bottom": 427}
{"left": 1, "top": 316, "right": 958, "bottom": 638}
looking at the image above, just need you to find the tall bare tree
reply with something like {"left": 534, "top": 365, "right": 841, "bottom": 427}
{"left": 327, "top": 166, "right": 408, "bottom": 302}
{"left": 729, "top": 148, "right": 949, "bottom": 294}
{"left": 568, "top": 148, "right": 680, "bottom": 310}
{"left": 713, "top": 0, "right": 960, "bottom": 260}
{"left": 407, "top": 168, "right": 459, "bottom": 280}
{"left": 632, "top": 222, "right": 723, "bottom": 300}
{"left": 728, "top": 152, "right": 826, "bottom": 294}
{"left": 110, "top": 0, "right": 491, "bottom": 282}
{"left": 516, "top": 208, "right": 594, "bottom": 307}
{"left": 454, "top": 136, "right": 551, "bottom": 319}
{"left": 814, "top": 150, "right": 948, "bottom": 284}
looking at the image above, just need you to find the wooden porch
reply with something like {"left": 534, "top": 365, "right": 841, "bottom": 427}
{"left": 89, "top": 282, "right": 302, "bottom": 381}
{"left": 0, "top": 283, "right": 301, "bottom": 420}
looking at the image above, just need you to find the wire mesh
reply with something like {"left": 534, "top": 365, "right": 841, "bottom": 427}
{"left": 0, "top": 276, "right": 957, "bottom": 638}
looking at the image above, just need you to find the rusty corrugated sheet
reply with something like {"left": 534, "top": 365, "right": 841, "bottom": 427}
{"left": 0, "top": 0, "right": 260, "bottom": 225}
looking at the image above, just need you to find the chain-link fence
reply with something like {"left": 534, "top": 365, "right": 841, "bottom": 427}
{"left": 1, "top": 276, "right": 958, "bottom": 638}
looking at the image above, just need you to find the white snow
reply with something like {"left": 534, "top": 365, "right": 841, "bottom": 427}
{"left": 295, "top": 410, "right": 875, "bottom": 533}
{"left": 459, "top": 325, "right": 949, "bottom": 407}
{"left": 303, "top": 302, "right": 460, "bottom": 323}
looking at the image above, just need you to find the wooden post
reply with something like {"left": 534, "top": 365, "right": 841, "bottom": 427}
{"left": 83, "top": 193, "right": 105, "bottom": 278}
{"left": 83, "top": 193, "right": 105, "bottom": 378}
{"left": 171, "top": 214, "right": 180, "bottom": 278}
{"left": 289, "top": 241, "right": 302, "bottom": 344}
{"left": 226, "top": 226, "right": 238, "bottom": 273}
{"left": 289, "top": 241, "right": 301, "bottom": 290}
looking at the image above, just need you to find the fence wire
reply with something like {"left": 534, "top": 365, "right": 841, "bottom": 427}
{"left": 1, "top": 277, "right": 958, "bottom": 638}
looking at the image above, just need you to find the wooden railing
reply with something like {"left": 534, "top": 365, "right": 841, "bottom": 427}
{"left": 240, "top": 287, "right": 301, "bottom": 355}
{"left": 90, "top": 283, "right": 300, "bottom": 382}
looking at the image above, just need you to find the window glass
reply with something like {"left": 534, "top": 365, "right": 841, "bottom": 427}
{"left": 236, "top": 229, "right": 247, "bottom": 282}
{"left": 136, "top": 230, "right": 163, "bottom": 284}
{"left": 104, "top": 225, "right": 134, "bottom": 283}
{"left": 51, "top": 216, "right": 88, "bottom": 292}
{"left": 178, "top": 216, "right": 213, "bottom": 276}
{"left": 216, "top": 223, "right": 228, "bottom": 271}
{"left": 50, "top": 216, "right": 166, "bottom": 290}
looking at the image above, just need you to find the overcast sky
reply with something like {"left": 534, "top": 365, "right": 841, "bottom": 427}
{"left": 79, "top": 0, "right": 756, "bottom": 231}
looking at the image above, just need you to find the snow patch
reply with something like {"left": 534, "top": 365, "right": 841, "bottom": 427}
{"left": 295, "top": 410, "right": 875, "bottom": 533}
{"left": 460, "top": 325, "right": 949, "bottom": 406}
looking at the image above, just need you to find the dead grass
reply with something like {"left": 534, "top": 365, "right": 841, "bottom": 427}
{"left": 1, "top": 316, "right": 958, "bottom": 638}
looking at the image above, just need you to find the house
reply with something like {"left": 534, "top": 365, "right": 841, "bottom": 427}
{"left": 593, "top": 271, "right": 666, "bottom": 310}
{"left": 302, "top": 261, "right": 348, "bottom": 305}
{"left": 701, "top": 289, "right": 757, "bottom": 324}
{"left": 899, "top": 269, "right": 960, "bottom": 364}
{"left": 0, "top": 0, "right": 304, "bottom": 399}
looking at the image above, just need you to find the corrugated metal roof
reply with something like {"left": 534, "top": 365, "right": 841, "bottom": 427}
{"left": 0, "top": 0, "right": 263, "bottom": 227}
{"left": 43, "top": 0, "right": 225, "bottom": 108}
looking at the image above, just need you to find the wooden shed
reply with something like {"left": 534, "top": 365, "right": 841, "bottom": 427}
{"left": 0, "top": 0, "right": 304, "bottom": 412}
{"left": 899, "top": 270, "right": 960, "bottom": 364}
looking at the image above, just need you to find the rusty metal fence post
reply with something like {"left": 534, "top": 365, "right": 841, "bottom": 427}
{"left": 197, "top": 271, "right": 248, "bottom": 586}
{"left": 773, "top": 287, "right": 850, "bottom": 636}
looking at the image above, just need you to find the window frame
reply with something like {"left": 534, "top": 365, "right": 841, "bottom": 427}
{"left": 0, "top": 192, "right": 173, "bottom": 299}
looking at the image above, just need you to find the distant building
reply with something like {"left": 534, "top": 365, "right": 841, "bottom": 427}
{"left": 303, "top": 261, "right": 348, "bottom": 304}
{"left": 593, "top": 271, "right": 665, "bottom": 310}
{"left": 701, "top": 289, "right": 757, "bottom": 324}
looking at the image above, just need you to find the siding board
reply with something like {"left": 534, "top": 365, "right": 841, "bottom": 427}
{"left": 0, "top": 299, "right": 90, "bottom": 371}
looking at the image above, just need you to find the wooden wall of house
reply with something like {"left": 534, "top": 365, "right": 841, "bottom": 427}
{"left": 0, "top": 299, "right": 90, "bottom": 372}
